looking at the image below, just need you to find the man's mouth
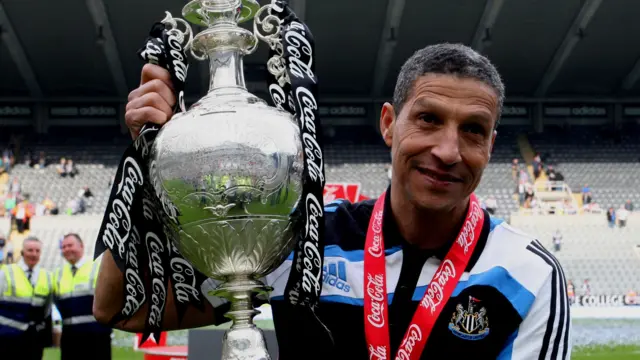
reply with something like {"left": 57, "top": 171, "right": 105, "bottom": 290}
{"left": 416, "top": 167, "right": 463, "bottom": 183}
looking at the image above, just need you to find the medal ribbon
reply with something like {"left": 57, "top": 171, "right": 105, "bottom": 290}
{"left": 364, "top": 192, "right": 484, "bottom": 360}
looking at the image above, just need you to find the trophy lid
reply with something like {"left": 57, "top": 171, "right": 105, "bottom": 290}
{"left": 183, "top": 0, "right": 261, "bottom": 26}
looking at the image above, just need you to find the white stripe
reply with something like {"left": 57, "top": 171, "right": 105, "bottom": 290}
{"left": 532, "top": 240, "right": 570, "bottom": 360}
{"left": 0, "top": 314, "right": 29, "bottom": 331}
{"left": 57, "top": 289, "right": 94, "bottom": 300}
{"left": 266, "top": 251, "right": 405, "bottom": 300}
{"left": 62, "top": 315, "right": 98, "bottom": 325}
{"left": 1, "top": 295, "right": 46, "bottom": 306}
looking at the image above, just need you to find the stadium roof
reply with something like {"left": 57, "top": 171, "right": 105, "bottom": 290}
{"left": 2, "top": 0, "right": 640, "bottom": 103}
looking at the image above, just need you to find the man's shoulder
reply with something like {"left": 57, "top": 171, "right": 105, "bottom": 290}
{"left": 322, "top": 199, "right": 375, "bottom": 250}
{"left": 478, "top": 218, "right": 563, "bottom": 296}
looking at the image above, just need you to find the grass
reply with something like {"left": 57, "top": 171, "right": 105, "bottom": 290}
{"left": 572, "top": 345, "right": 640, "bottom": 359}
{"left": 42, "top": 337, "right": 640, "bottom": 359}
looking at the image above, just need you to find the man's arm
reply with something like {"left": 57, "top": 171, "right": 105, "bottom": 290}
{"left": 93, "top": 249, "right": 220, "bottom": 333}
{"left": 497, "top": 267, "right": 571, "bottom": 359}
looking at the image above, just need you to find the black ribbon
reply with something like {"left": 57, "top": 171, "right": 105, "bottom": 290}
{"left": 266, "top": 0, "right": 326, "bottom": 313}
{"left": 94, "top": 19, "right": 206, "bottom": 345}
{"left": 266, "top": 1, "right": 334, "bottom": 354}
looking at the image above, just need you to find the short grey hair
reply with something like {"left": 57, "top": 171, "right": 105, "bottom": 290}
{"left": 23, "top": 236, "right": 41, "bottom": 246}
{"left": 393, "top": 43, "right": 505, "bottom": 126}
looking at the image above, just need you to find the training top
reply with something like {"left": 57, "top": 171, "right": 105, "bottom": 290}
{"left": 203, "top": 190, "right": 572, "bottom": 359}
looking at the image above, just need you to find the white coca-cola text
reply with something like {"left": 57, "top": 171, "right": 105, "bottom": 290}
{"left": 122, "top": 268, "right": 145, "bottom": 317}
{"left": 285, "top": 22, "right": 316, "bottom": 83}
{"left": 366, "top": 273, "right": 386, "bottom": 328}
{"left": 170, "top": 256, "right": 201, "bottom": 304}
{"left": 102, "top": 157, "right": 143, "bottom": 258}
{"left": 368, "top": 209, "right": 384, "bottom": 258}
{"left": 457, "top": 202, "right": 482, "bottom": 254}
{"left": 368, "top": 344, "right": 388, "bottom": 360}
{"left": 148, "top": 278, "right": 167, "bottom": 326}
{"left": 420, "top": 260, "right": 456, "bottom": 314}
{"left": 396, "top": 324, "right": 423, "bottom": 360}
{"left": 166, "top": 32, "right": 187, "bottom": 83}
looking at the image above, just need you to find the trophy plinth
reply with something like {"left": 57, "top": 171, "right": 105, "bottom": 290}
{"left": 150, "top": 1, "right": 302, "bottom": 359}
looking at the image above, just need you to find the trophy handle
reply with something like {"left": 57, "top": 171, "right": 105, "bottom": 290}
{"left": 159, "top": 12, "right": 207, "bottom": 61}
{"left": 253, "top": 5, "right": 290, "bottom": 87}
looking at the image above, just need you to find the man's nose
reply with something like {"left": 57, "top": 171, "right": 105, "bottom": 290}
{"left": 431, "top": 127, "right": 462, "bottom": 166}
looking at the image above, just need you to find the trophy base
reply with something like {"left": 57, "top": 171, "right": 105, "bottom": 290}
{"left": 214, "top": 276, "right": 273, "bottom": 360}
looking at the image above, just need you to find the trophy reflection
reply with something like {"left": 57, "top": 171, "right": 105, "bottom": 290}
{"left": 150, "top": 0, "right": 303, "bottom": 358}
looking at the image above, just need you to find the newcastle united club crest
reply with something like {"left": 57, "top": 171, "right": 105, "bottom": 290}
{"left": 448, "top": 296, "right": 490, "bottom": 340}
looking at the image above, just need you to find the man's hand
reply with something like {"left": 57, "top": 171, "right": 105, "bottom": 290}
{"left": 125, "top": 64, "right": 176, "bottom": 140}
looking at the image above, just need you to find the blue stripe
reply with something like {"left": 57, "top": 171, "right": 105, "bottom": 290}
{"left": 287, "top": 245, "right": 402, "bottom": 261}
{"left": 0, "top": 300, "right": 32, "bottom": 322}
{"left": 497, "top": 329, "right": 519, "bottom": 359}
{"left": 412, "top": 266, "right": 535, "bottom": 319}
{"left": 489, "top": 216, "right": 504, "bottom": 232}
{"left": 0, "top": 325, "right": 24, "bottom": 336}
{"left": 338, "top": 262, "right": 347, "bottom": 281}
{"left": 328, "top": 263, "right": 337, "bottom": 277}
{"left": 56, "top": 295, "right": 94, "bottom": 320}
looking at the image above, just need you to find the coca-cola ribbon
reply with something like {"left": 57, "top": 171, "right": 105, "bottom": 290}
{"left": 364, "top": 193, "right": 484, "bottom": 359}
{"left": 265, "top": 0, "right": 333, "bottom": 353}
{"left": 265, "top": 0, "right": 325, "bottom": 313}
{"left": 94, "top": 15, "right": 207, "bottom": 345}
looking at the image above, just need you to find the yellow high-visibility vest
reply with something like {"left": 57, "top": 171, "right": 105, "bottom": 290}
{"left": 54, "top": 259, "right": 108, "bottom": 332}
{"left": 0, "top": 264, "right": 53, "bottom": 337}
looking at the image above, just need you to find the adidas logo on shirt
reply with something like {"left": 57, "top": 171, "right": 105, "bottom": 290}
{"left": 322, "top": 260, "right": 351, "bottom": 293}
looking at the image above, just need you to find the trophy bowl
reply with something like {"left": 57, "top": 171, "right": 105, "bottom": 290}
{"left": 149, "top": 0, "right": 303, "bottom": 358}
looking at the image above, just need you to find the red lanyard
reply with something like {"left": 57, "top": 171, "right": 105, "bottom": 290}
{"left": 364, "top": 192, "right": 484, "bottom": 360}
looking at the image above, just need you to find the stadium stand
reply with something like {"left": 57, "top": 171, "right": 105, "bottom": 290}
{"left": 528, "top": 124, "right": 640, "bottom": 209}
{"left": 511, "top": 213, "right": 640, "bottom": 296}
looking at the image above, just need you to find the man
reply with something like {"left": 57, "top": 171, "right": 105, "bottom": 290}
{"left": 94, "top": 44, "right": 571, "bottom": 359}
{"left": 0, "top": 236, "right": 53, "bottom": 360}
{"left": 553, "top": 230, "right": 563, "bottom": 252}
{"left": 54, "top": 233, "right": 111, "bottom": 360}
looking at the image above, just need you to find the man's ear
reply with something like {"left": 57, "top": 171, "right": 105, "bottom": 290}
{"left": 490, "top": 130, "right": 497, "bottom": 156}
{"left": 380, "top": 102, "right": 396, "bottom": 148}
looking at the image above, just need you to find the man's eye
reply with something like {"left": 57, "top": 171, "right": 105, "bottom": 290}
{"left": 463, "top": 123, "right": 486, "bottom": 135}
{"left": 419, "top": 113, "right": 439, "bottom": 123}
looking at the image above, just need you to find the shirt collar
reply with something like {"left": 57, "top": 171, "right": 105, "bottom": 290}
{"left": 18, "top": 259, "right": 39, "bottom": 273}
{"left": 70, "top": 256, "right": 87, "bottom": 269}
{"left": 381, "top": 186, "right": 490, "bottom": 271}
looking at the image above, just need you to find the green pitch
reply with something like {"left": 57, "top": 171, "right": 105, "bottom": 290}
{"left": 42, "top": 334, "right": 640, "bottom": 359}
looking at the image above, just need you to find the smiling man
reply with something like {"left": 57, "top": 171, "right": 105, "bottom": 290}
{"left": 94, "top": 43, "right": 571, "bottom": 359}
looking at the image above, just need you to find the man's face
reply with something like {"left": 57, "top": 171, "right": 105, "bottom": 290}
{"left": 22, "top": 240, "right": 41, "bottom": 268}
{"left": 61, "top": 236, "right": 84, "bottom": 264}
{"left": 380, "top": 73, "right": 498, "bottom": 212}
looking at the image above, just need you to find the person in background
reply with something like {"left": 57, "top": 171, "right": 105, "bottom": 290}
{"left": 532, "top": 153, "right": 542, "bottom": 179}
{"left": 54, "top": 233, "right": 111, "bottom": 360}
{"left": 4, "top": 241, "right": 14, "bottom": 264}
{"left": 581, "top": 279, "right": 591, "bottom": 296}
{"left": 12, "top": 197, "right": 34, "bottom": 233}
{"left": 65, "top": 159, "right": 78, "bottom": 178}
{"left": 624, "top": 199, "right": 634, "bottom": 212}
{"left": 56, "top": 158, "right": 68, "bottom": 177}
{"left": 552, "top": 229, "right": 562, "bottom": 252}
{"left": 0, "top": 236, "right": 54, "bottom": 360}
{"left": 617, "top": 205, "right": 629, "bottom": 228}
{"left": 606, "top": 207, "right": 616, "bottom": 229}
{"left": 4, "top": 192, "right": 16, "bottom": 217}
{"left": 567, "top": 280, "right": 575, "bottom": 305}
{"left": 581, "top": 184, "right": 592, "bottom": 205}
{"left": 511, "top": 158, "right": 519, "bottom": 183}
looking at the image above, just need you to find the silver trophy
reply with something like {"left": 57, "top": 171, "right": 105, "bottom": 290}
{"left": 150, "top": 0, "right": 302, "bottom": 358}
